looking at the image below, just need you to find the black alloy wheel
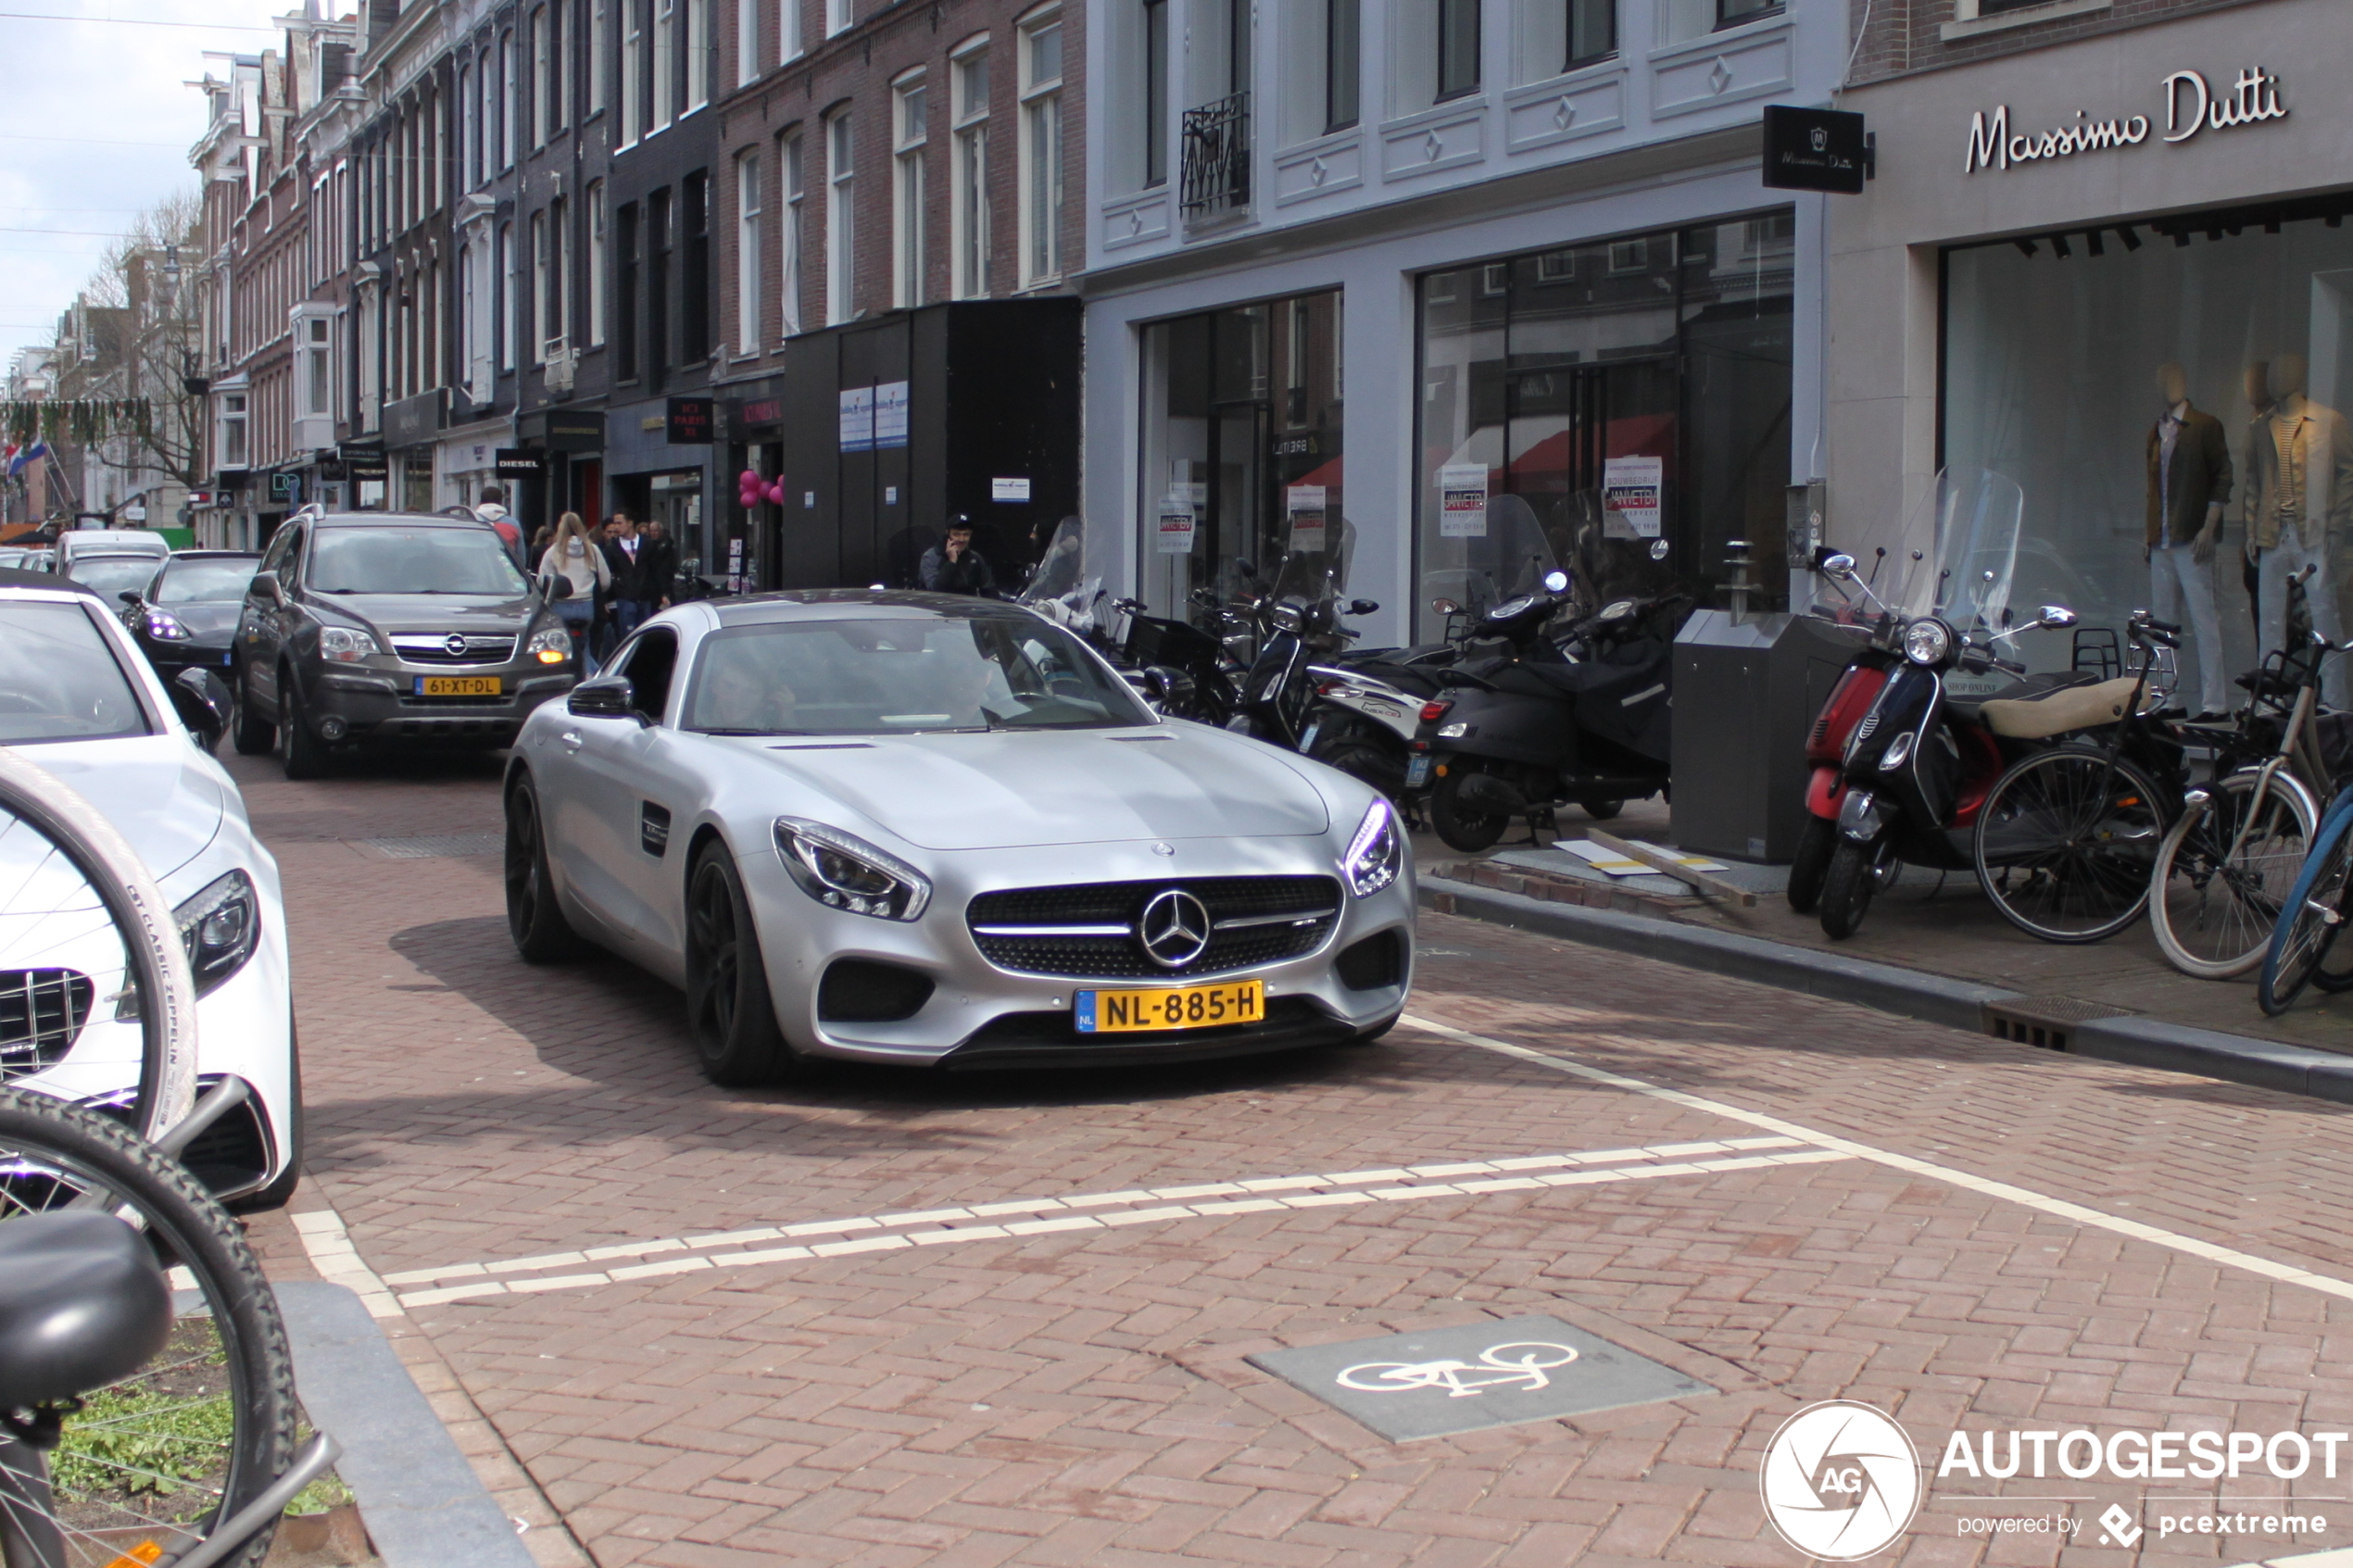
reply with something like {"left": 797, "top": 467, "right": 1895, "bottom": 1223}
{"left": 505, "top": 775, "right": 587, "bottom": 963}
{"left": 685, "top": 845, "right": 800, "bottom": 1086}
{"left": 1429, "top": 766, "right": 1508, "bottom": 853}
{"left": 1786, "top": 813, "right": 1838, "bottom": 914}
{"left": 231, "top": 669, "right": 275, "bottom": 755}
{"left": 277, "top": 669, "right": 328, "bottom": 781}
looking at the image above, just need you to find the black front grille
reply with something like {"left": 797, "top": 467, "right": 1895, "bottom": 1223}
{"left": 967, "top": 876, "right": 1340, "bottom": 979}
{"left": 0, "top": 969, "right": 94, "bottom": 1079}
{"left": 818, "top": 960, "right": 936, "bottom": 1022}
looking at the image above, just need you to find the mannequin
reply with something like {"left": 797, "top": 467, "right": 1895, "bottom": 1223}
{"left": 2248, "top": 353, "right": 2353, "bottom": 707}
{"left": 2145, "top": 361, "right": 2233, "bottom": 720}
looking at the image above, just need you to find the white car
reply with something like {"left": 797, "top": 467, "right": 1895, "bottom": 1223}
{"left": 0, "top": 570, "right": 298, "bottom": 1206}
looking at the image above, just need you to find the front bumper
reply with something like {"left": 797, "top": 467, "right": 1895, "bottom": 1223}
{"left": 739, "top": 834, "right": 1417, "bottom": 1068}
{"left": 305, "top": 660, "right": 578, "bottom": 747}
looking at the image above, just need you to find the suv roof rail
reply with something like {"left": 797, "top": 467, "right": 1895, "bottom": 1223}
{"left": 288, "top": 502, "right": 327, "bottom": 522}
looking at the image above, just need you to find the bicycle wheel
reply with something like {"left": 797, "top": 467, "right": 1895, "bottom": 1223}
{"left": 2149, "top": 768, "right": 2320, "bottom": 979}
{"left": 0, "top": 749, "right": 196, "bottom": 1138}
{"left": 2259, "top": 803, "right": 2353, "bottom": 1015}
{"left": 0, "top": 1089, "right": 296, "bottom": 1568}
{"left": 1974, "top": 746, "right": 2166, "bottom": 943}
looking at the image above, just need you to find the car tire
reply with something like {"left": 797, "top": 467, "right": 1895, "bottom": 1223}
{"left": 505, "top": 773, "right": 589, "bottom": 963}
{"left": 686, "top": 843, "right": 800, "bottom": 1086}
{"left": 278, "top": 671, "right": 328, "bottom": 781}
{"left": 232, "top": 671, "right": 276, "bottom": 756}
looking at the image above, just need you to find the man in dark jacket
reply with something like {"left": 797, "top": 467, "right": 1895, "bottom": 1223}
{"left": 2145, "top": 361, "right": 2233, "bottom": 720}
{"left": 600, "top": 514, "right": 645, "bottom": 653}
{"left": 919, "top": 516, "right": 997, "bottom": 596}
{"left": 636, "top": 517, "right": 679, "bottom": 610}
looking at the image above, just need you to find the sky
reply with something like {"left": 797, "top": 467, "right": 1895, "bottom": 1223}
{"left": 0, "top": 0, "right": 284, "bottom": 377}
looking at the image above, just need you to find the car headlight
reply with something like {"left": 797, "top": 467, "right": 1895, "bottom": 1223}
{"left": 773, "top": 818, "right": 932, "bottom": 921}
{"left": 174, "top": 870, "right": 259, "bottom": 997}
{"left": 145, "top": 610, "right": 190, "bottom": 641}
{"left": 1341, "top": 797, "right": 1404, "bottom": 897}
{"left": 1901, "top": 617, "right": 1951, "bottom": 667}
{"left": 319, "top": 625, "right": 379, "bottom": 663}
{"left": 527, "top": 624, "right": 573, "bottom": 664}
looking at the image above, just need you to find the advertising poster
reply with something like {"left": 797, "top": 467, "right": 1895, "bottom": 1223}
{"left": 837, "top": 387, "right": 875, "bottom": 452}
{"left": 1439, "top": 463, "right": 1489, "bottom": 537}
{"left": 1287, "top": 484, "right": 1328, "bottom": 553}
{"left": 1603, "top": 455, "right": 1663, "bottom": 538}
{"left": 1156, "top": 499, "right": 1198, "bottom": 554}
{"left": 872, "top": 381, "right": 910, "bottom": 449}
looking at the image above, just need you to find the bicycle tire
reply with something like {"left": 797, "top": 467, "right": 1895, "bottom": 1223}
{"left": 0, "top": 748, "right": 196, "bottom": 1138}
{"left": 2259, "top": 800, "right": 2353, "bottom": 1015}
{"left": 1974, "top": 746, "right": 2166, "bottom": 944}
{"left": 2149, "top": 768, "right": 2319, "bottom": 979}
{"left": 0, "top": 1089, "right": 296, "bottom": 1568}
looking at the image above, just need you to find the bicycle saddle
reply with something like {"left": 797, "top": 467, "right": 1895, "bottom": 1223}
{"left": 0, "top": 1212, "right": 173, "bottom": 1409}
{"left": 1977, "top": 676, "right": 2147, "bottom": 739}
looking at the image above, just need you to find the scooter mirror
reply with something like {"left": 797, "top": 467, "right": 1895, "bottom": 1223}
{"left": 1431, "top": 597, "right": 1461, "bottom": 615}
{"left": 1819, "top": 553, "right": 1857, "bottom": 579}
{"left": 1542, "top": 571, "right": 1569, "bottom": 594}
{"left": 1348, "top": 598, "right": 1380, "bottom": 616}
{"left": 2039, "top": 606, "right": 2078, "bottom": 628}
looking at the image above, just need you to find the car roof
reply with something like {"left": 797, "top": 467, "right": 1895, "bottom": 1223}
{"left": 61, "top": 529, "right": 170, "bottom": 549}
{"left": 161, "top": 550, "right": 261, "bottom": 561}
{"left": 0, "top": 567, "right": 104, "bottom": 599}
{"left": 308, "top": 511, "right": 494, "bottom": 530}
{"left": 701, "top": 589, "right": 1048, "bottom": 625}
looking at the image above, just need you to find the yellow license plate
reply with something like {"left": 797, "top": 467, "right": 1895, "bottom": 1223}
{"left": 1076, "top": 979, "right": 1265, "bottom": 1034}
{"left": 416, "top": 675, "right": 502, "bottom": 696}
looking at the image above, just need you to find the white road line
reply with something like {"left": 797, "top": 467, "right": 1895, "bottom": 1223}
{"left": 377, "top": 1135, "right": 1805, "bottom": 1289}
{"left": 1400, "top": 1012, "right": 2353, "bottom": 1303}
{"left": 390, "top": 1146, "right": 1853, "bottom": 1309}
{"left": 291, "top": 1208, "right": 404, "bottom": 1319}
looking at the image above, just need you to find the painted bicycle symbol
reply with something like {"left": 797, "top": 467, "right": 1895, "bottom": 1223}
{"left": 1336, "top": 1341, "right": 1580, "bottom": 1399}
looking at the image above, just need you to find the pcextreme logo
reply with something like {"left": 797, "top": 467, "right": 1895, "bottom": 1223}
{"left": 1759, "top": 1401, "right": 1924, "bottom": 1561}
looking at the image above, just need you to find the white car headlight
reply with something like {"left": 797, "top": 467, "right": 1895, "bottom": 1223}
{"left": 1341, "top": 798, "right": 1404, "bottom": 898}
{"left": 527, "top": 624, "right": 573, "bottom": 665}
{"left": 175, "top": 869, "right": 260, "bottom": 997}
{"left": 319, "top": 625, "right": 378, "bottom": 663}
{"left": 1901, "top": 617, "right": 1951, "bottom": 667}
{"left": 774, "top": 818, "right": 932, "bottom": 921}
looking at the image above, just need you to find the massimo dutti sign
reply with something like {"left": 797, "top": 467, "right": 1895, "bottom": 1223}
{"left": 1962, "top": 66, "right": 2287, "bottom": 174}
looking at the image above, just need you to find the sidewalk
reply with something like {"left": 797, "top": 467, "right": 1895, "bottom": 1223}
{"left": 1416, "top": 800, "right": 2353, "bottom": 1099}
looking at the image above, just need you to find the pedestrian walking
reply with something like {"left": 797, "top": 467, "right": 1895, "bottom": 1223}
{"left": 919, "top": 514, "right": 998, "bottom": 596}
{"left": 537, "top": 511, "right": 611, "bottom": 674}
{"left": 474, "top": 485, "right": 523, "bottom": 567}
{"left": 529, "top": 520, "right": 556, "bottom": 565}
{"left": 600, "top": 513, "right": 645, "bottom": 654}
{"left": 637, "top": 517, "right": 678, "bottom": 613}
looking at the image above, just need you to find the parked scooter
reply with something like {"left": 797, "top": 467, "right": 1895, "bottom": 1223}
{"left": 1231, "top": 521, "right": 1382, "bottom": 748}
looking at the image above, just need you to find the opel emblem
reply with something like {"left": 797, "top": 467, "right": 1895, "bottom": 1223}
{"left": 1137, "top": 889, "right": 1212, "bottom": 970}
{"left": 442, "top": 633, "right": 469, "bottom": 657}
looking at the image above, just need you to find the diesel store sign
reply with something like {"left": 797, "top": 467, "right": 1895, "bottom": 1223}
{"left": 1963, "top": 65, "right": 2287, "bottom": 174}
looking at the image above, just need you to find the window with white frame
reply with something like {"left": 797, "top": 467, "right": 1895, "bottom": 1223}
{"left": 686, "top": 0, "right": 709, "bottom": 108}
{"left": 219, "top": 393, "right": 248, "bottom": 468}
{"left": 736, "top": 151, "right": 761, "bottom": 353}
{"left": 476, "top": 48, "right": 493, "bottom": 182}
{"left": 951, "top": 43, "right": 989, "bottom": 297}
{"left": 532, "top": 210, "right": 548, "bottom": 362}
{"left": 780, "top": 0, "right": 802, "bottom": 59}
{"left": 736, "top": 0, "right": 758, "bottom": 85}
{"left": 500, "top": 31, "right": 517, "bottom": 166}
{"left": 1436, "top": 0, "right": 1478, "bottom": 99}
{"left": 653, "top": 0, "right": 675, "bottom": 127}
{"left": 587, "top": 179, "right": 608, "bottom": 345}
{"left": 1142, "top": 0, "right": 1169, "bottom": 181}
{"left": 302, "top": 316, "right": 332, "bottom": 416}
{"left": 548, "top": 195, "right": 568, "bottom": 349}
{"left": 1324, "top": 0, "right": 1357, "bottom": 131}
{"left": 892, "top": 73, "right": 926, "bottom": 309}
{"left": 497, "top": 220, "right": 516, "bottom": 370}
{"left": 531, "top": 6, "right": 549, "bottom": 145}
{"left": 824, "top": 109, "right": 853, "bottom": 325}
{"left": 590, "top": 0, "right": 608, "bottom": 113}
{"left": 1567, "top": 0, "right": 1614, "bottom": 66}
{"left": 781, "top": 130, "right": 804, "bottom": 333}
{"left": 459, "top": 244, "right": 476, "bottom": 391}
{"left": 824, "top": 0, "right": 849, "bottom": 39}
{"left": 456, "top": 64, "right": 472, "bottom": 186}
{"left": 622, "top": 0, "right": 643, "bottom": 142}
{"left": 1017, "top": 10, "right": 1062, "bottom": 287}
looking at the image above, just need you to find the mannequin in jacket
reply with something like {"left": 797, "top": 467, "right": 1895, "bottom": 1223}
{"left": 2246, "top": 354, "right": 2353, "bottom": 707}
{"left": 2145, "top": 362, "right": 2233, "bottom": 720}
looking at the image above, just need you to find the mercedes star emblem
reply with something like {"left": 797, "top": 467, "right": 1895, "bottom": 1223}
{"left": 442, "top": 633, "right": 470, "bottom": 657}
{"left": 1151, "top": 841, "right": 1176, "bottom": 857}
{"left": 1137, "top": 889, "right": 1212, "bottom": 970}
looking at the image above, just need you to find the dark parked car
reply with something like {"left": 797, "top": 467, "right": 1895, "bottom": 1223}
{"left": 116, "top": 550, "right": 259, "bottom": 684}
{"left": 233, "top": 509, "right": 579, "bottom": 778}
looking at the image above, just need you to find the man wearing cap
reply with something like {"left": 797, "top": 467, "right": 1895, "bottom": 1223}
{"left": 919, "top": 515, "right": 998, "bottom": 596}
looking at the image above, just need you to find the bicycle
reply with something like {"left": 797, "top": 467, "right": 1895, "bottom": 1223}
{"left": 0, "top": 754, "right": 326, "bottom": 1567}
{"left": 2257, "top": 771, "right": 2353, "bottom": 1013}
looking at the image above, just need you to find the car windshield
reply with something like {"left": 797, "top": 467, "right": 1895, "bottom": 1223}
{"left": 683, "top": 613, "right": 1154, "bottom": 735}
{"left": 66, "top": 556, "right": 162, "bottom": 602}
{"left": 155, "top": 557, "right": 259, "bottom": 604}
{"left": 307, "top": 526, "right": 529, "bottom": 596}
{"left": 0, "top": 599, "right": 151, "bottom": 743}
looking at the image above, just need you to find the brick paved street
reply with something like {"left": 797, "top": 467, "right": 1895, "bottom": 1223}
{"left": 230, "top": 753, "right": 2353, "bottom": 1568}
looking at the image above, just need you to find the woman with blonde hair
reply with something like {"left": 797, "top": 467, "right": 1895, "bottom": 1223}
{"left": 537, "top": 511, "right": 612, "bottom": 673}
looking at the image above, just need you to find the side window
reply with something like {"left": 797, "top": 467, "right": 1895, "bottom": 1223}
{"left": 257, "top": 526, "right": 296, "bottom": 579}
{"left": 281, "top": 528, "right": 308, "bottom": 586}
{"left": 627, "top": 629, "right": 679, "bottom": 721}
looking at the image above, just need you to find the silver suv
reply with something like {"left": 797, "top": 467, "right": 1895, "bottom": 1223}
{"left": 233, "top": 510, "right": 579, "bottom": 777}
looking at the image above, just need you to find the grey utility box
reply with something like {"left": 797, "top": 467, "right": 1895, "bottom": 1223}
{"left": 1669, "top": 609, "right": 1864, "bottom": 863}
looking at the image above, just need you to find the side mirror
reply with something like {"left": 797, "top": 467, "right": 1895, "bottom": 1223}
{"left": 567, "top": 677, "right": 640, "bottom": 720}
{"left": 539, "top": 571, "right": 573, "bottom": 601}
{"left": 1542, "top": 571, "right": 1569, "bottom": 594}
{"left": 118, "top": 589, "right": 143, "bottom": 606}
{"left": 1431, "top": 597, "right": 1461, "bottom": 615}
{"left": 1140, "top": 665, "right": 1197, "bottom": 710}
{"left": 2039, "top": 606, "right": 2078, "bottom": 629}
{"left": 249, "top": 571, "right": 281, "bottom": 602}
{"left": 1818, "top": 553, "right": 1857, "bottom": 580}
{"left": 170, "top": 667, "right": 232, "bottom": 748}
{"left": 1347, "top": 598, "right": 1379, "bottom": 616}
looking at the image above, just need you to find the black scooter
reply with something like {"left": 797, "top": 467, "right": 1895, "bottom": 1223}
{"left": 1414, "top": 580, "right": 1682, "bottom": 852}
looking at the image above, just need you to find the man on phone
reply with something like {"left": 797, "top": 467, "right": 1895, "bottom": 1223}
{"left": 919, "top": 515, "right": 997, "bottom": 596}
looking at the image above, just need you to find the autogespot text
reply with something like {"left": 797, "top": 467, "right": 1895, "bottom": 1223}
{"left": 1941, "top": 1428, "right": 2352, "bottom": 1480}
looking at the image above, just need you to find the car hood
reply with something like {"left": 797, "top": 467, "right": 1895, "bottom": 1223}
{"left": 310, "top": 591, "right": 537, "bottom": 633}
{"left": 154, "top": 603, "right": 242, "bottom": 640}
{"left": 736, "top": 727, "right": 1333, "bottom": 850}
{"left": 18, "top": 735, "right": 228, "bottom": 884}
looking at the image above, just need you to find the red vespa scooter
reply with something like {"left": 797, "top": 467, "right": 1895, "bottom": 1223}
{"left": 1788, "top": 551, "right": 1906, "bottom": 913}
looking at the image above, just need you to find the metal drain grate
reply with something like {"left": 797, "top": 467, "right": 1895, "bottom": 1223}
{"left": 353, "top": 833, "right": 505, "bottom": 859}
{"left": 1982, "top": 995, "right": 2133, "bottom": 1053}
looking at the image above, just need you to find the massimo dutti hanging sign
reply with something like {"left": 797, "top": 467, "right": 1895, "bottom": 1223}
{"left": 1962, "top": 66, "right": 2286, "bottom": 174}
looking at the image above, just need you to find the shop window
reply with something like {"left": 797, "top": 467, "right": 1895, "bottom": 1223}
{"left": 894, "top": 72, "right": 928, "bottom": 308}
{"left": 951, "top": 44, "right": 990, "bottom": 297}
{"left": 1410, "top": 216, "right": 1793, "bottom": 638}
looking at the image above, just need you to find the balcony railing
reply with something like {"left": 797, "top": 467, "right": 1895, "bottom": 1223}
{"left": 1180, "top": 92, "right": 1251, "bottom": 219}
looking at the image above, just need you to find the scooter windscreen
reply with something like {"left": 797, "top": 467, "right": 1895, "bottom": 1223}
{"left": 1017, "top": 515, "right": 1101, "bottom": 633}
{"left": 1418, "top": 495, "right": 1560, "bottom": 621}
{"left": 1268, "top": 515, "right": 1355, "bottom": 607}
{"left": 1898, "top": 468, "right": 2024, "bottom": 638}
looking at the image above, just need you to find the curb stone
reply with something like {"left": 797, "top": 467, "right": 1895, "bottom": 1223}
{"left": 1422, "top": 875, "right": 2353, "bottom": 1108}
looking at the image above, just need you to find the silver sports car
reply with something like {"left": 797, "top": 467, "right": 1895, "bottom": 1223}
{"left": 503, "top": 589, "right": 1415, "bottom": 1081}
